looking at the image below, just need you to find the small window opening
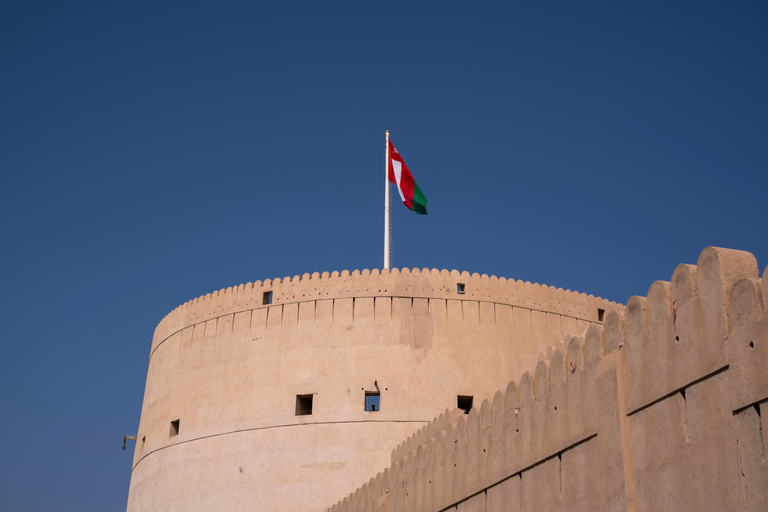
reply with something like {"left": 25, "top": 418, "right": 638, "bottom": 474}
{"left": 457, "top": 395, "right": 473, "bottom": 414}
{"left": 170, "top": 419, "right": 180, "bottom": 437}
{"left": 457, "top": 283, "right": 465, "bottom": 295}
{"left": 296, "top": 394, "right": 313, "bottom": 416}
{"left": 365, "top": 392, "right": 380, "bottom": 412}
{"left": 597, "top": 308, "right": 605, "bottom": 322}
{"left": 263, "top": 291, "right": 273, "bottom": 305}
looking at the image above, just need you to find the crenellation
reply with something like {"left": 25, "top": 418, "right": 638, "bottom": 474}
{"left": 603, "top": 310, "right": 624, "bottom": 354}
{"left": 455, "top": 413, "right": 469, "bottom": 503}
{"left": 478, "top": 399, "right": 492, "bottom": 490}
{"left": 465, "top": 406, "right": 480, "bottom": 493}
{"left": 550, "top": 345, "right": 567, "bottom": 400}
{"left": 584, "top": 324, "right": 603, "bottom": 364}
{"left": 490, "top": 391, "right": 505, "bottom": 483}
{"left": 698, "top": 247, "right": 757, "bottom": 357}
{"left": 565, "top": 336, "right": 592, "bottom": 444}
{"left": 763, "top": 266, "right": 768, "bottom": 313}
{"left": 624, "top": 295, "right": 649, "bottom": 414}
{"left": 728, "top": 277, "right": 768, "bottom": 411}
{"left": 517, "top": 371, "right": 535, "bottom": 470}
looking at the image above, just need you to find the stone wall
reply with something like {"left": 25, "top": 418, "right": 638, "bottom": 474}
{"left": 325, "top": 247, "right": 768, "bottom": 512}
{"left": 127, "top": 267, "right": 619, "bottom": 512}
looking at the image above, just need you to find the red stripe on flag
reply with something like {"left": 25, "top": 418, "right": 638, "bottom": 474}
{"left": 388, "top": 140, "right": 417, "bottom": 211}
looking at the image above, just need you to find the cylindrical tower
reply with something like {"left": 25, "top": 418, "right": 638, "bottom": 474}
{"left": 127, "top": 268, "right": 621, "bottom": 511}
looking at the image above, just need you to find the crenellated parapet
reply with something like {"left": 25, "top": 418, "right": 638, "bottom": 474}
{"left": 325, "top": 247, "right": 768, "bottom": 512}
{"left": 151, "top": 267, "right": 621, "bottom": 357}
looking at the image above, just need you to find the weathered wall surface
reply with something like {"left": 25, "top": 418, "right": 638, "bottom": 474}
{"left": 325, "top": 247, "right": 768, "bottom": 512}
{"left": 127, "top": 268, "right": 618, "bottom": 512}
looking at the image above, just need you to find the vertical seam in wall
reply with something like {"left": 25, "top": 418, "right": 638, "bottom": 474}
{"left": 756, "top": 403, "right": 766, "bottom": 462}
{"left": 352, "top": 297, "right": 355, "bottom": 321}
{"left": 736, "top": 435, "right": 749, "bottom": 510}
{"left": 558, "top": 451, "right": 563, "bottom": 498}
{"left": 681, "top": 389, "right": 690, "bottom": 443}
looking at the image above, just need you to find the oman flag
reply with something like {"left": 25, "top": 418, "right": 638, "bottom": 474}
{"left": 388, "top": 140, "right": 428, "bottom": 215}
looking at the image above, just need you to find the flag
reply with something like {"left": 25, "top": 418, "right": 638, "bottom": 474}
{"left": 388, "top": 140, "right": 428, "bottom": 215}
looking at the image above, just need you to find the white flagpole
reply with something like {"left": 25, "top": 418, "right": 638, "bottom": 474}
{"left": 384, "top": 130, "right": 390, "bottom": 270}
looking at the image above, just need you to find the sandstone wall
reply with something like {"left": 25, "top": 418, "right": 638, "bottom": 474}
{"left": 325, "top": 247, "right": 768, "bottom": 512}
{"left": 127, "top": 268, "right": 619, "bottom": 512}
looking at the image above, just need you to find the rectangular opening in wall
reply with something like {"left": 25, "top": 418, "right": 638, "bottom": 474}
{"left": 263, "top": 291, "right": 273, "bottom": 305}
{"left": 169, "top": 419, "right": 180, "bottom": 437}
{"left": 365, "top": 392, "right": 380, "bottom": 412}
{"left": 457, "top": 395, "right": 473, "bottom": 414}
{"left": 597, "top": 308, "right": 605, "bottom": 322}
{"left": 457, "top": 283, "right": 465, "bottom": 294}
{"left": 296, "top": 394, "right": 313, "bottom": 416}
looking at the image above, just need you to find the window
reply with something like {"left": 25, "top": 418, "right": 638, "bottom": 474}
{"left": 365, "top": 392, "right": 380, "bottom": 412}
{"left": 170, "top": 419, "right": 180, "bottom": 436}
{"left": 457, "top": 283, "right": 465, "bottom": 294}
{"left": 457, "top": 395, "right": 473, "bottom": 414}
{"left": 296, "top": 394, "right": 313, "bottom": 415}
{"left": 597, "top": 308, "right": 605, "bottom": 322}
{"left": 263, "top": 291, "right": 273, "bottom": 305}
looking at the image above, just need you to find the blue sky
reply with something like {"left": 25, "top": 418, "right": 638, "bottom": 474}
{"left": 1, "top": 1, "right": 766, "bottom": 510}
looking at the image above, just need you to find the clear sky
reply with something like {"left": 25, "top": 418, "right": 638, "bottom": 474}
{"left": 1, "top": 1, "right": 766, "bottom": 510}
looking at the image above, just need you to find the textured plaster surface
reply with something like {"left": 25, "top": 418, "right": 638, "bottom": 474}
{"left": 128, "top": 268, "right": 617, "bottom": 512}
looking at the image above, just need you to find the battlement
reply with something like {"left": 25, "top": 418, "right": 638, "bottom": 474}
{"left": 151, "top": 267, "right": 621, "bottom": 356}
{"left": 325, "top": 247, "right": 768, "bottom": 512}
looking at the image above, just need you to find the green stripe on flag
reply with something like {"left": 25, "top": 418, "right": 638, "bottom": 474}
{"left": 412, "top": 182, "right": 427, "bottom": 215}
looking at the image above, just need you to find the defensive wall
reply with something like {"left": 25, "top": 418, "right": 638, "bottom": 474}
{"left": 323, "top": 247, "right": 768, "bottom": 512}
{"left": 127, "top": 267, "right": 620, "bottom": 511}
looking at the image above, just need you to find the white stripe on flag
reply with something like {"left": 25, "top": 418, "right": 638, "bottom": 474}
{"left": 391, "top": 160, "right": 405, "bottom": 202}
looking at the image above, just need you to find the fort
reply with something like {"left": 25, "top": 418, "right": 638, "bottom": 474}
{"left": 127, "top": 246, "right": 767, "bottom": 511}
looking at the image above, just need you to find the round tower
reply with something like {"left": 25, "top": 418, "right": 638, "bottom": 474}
{"left": 127, "top": 268, "right": 621, "bottom": 511}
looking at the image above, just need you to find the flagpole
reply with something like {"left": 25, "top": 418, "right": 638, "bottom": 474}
{"left": 384, "top": 130, "right": 390, "bottom": 270}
